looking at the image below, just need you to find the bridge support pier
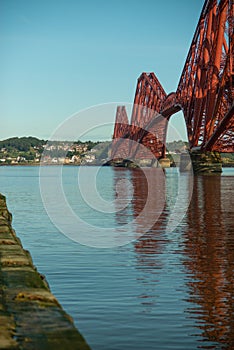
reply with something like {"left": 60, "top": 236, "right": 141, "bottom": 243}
{"left": 180, "top": 151, "right": 222, "bottom": 174}
{"left": 180, "top": 153, "right": 192, "bottom": 172}
{"left": 159, "top": 158, "right": 171, "bottom": 168}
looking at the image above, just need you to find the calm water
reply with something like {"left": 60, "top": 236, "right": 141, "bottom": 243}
{"left": 0, "top": 166, "right": 233, "bottom": 350}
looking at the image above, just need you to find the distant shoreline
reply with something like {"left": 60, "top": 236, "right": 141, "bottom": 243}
{"left": 0, "top": 163, "right": 81, "bottom": 166}
{"left": 1, "top": 162, "right": 234, "bottom": 168}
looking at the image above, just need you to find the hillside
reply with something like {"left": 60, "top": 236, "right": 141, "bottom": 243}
{"left": 0, "top": 137, "right": 46, "bottom": 152}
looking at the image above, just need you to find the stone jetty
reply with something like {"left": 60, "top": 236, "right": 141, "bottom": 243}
{"left": 0, "top": 193, "right": 90, "bottom": 350}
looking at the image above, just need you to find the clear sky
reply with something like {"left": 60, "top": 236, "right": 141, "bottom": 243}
{"left": 0, "top": 0, "right": 204, "bottom": 141}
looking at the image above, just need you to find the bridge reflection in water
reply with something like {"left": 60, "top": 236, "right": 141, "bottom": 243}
{"left": 113, "top": 167, "right": 166, "bottom": 241}
{"left": 113, "top": 168, "right": 234, "bottom": 348}
{"left": 183, "top": 175, "right": 234, "bottom": 348}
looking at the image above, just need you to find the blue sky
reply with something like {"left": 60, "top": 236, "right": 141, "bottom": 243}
{"left": 0, "top": 0, "right": 204, "bottom": 141}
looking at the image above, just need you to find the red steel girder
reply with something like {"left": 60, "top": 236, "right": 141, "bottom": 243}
{"left": 176, "top": 0, "right": 233, "bottom": 152}
{"left": 112, "top": 106, "right": 129, "bottom": 140}
{"left": 131, "top": 72, "right": 167, "bottom": 128}
{"left": 111, "top": 106, "right": 130, "bottom": 160}
{"left": 129, "top": 73, "right": 168, "bottom": 159}
{"left": 111, "top": 0, "right": 234, "bottom": 162}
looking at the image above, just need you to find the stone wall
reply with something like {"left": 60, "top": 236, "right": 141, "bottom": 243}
{"left": 0, "top": 193, "right": 90, "bottom": 350}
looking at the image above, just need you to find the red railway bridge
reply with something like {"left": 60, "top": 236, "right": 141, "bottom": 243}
{"left": 111, "top": 0, "right": 233, "bottom": 173}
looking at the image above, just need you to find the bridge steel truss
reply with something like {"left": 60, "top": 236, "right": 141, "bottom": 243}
{"left": 111, "top": 0, "right": 234, "bottom": 161}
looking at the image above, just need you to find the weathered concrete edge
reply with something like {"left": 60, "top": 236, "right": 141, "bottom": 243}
{"left": 0, "top": 193, "right": 91, "bottom": 350}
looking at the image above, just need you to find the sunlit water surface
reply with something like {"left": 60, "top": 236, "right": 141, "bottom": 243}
{"left": 0, "top": 166, "right": 233, "bottom": 350}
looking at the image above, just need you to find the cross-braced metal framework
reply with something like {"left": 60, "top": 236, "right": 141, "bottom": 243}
{"left": 111, "top": 0, "right": 233, "bottom": 161}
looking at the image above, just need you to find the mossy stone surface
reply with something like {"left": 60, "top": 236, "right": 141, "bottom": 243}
{"left": 0, "top": 193, "right": 91, "bottom": 350}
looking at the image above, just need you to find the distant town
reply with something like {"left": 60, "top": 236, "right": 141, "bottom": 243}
{"left": 0, "top": 137, "right": 110, "bottom": 166}
{"left": 0, "top": 137, "right": 233, "bottom": 166}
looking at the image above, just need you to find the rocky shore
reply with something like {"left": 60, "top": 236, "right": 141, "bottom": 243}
{"left": 0, "top": 193, "right": 90, "bottom": 350}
